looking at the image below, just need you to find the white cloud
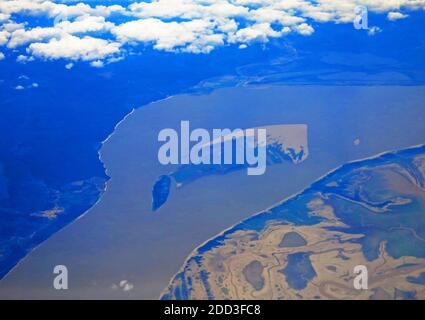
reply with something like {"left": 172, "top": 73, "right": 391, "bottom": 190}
{"left": 0, "top": 13, "right": 10, "bottom": 22}
{"left": 112, "top": 18, "right": 218, "bottom": 52}
{"left": 16, "top": 55, "right": 26, "bottom": 62}
{"left": 229, "top": 22, "right": 282, "bottom": 44}
{"left": 28, "top": 35, "right": 121, "bottom": 61}
{"left": 16, "top": 54, "right": 34, "bottom": 63}
{"left": 0, "top": 51, "right": 4, "bottom": 60}
{"left": 0, "top": 0, "right": 424, "bottom": 62}
{"left": 8, "top": 27, "right": 63, "bottom": 48}
{"left": 0, "top": 0, "right": 125, "bottom": 19}
{"left": 65, "top": 62, "right": 74, "bottom": 69}
{"left": 129, "top": 0, "right": 203, "bottom": 19}
{"left": 129, "top": 0, "right": 249, "bottom": 20}
{"left": 90, "top": 60, "right": 104, "bottom": 68}
{"left": 2, "top": 22, "right": 26, "bottom": 32}
{"left": 249, "top": 7, "right": 305, "bottom": 25}
{"left": 387, "top": 11, "right": 409, "bottom": 21}
{"left": 55, "top": 15, "right": 114, "bottom": 34}
{"left": 294, "top": 23, "right": 314, "bottom": 36}
{"left": 14, "top": 85, "right": 24, "bottom": 90}
{"left": 368, "top": 26, "right": 382, "bottom": 36}
{"left": 0, "top": 30, "right": 9, "bottom": 46}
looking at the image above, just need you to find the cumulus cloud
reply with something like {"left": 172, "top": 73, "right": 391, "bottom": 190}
{"left": 294, "top": 23, "right": 314, "bottom": 36}
{"left": 28, "top": 35, "right": 121, "bottom": 61}
{"left": 90, "top": 60, "right": 104, "bottom": 68}
{"left": 129, "top": 0, "right": 249, "bottom": 20}
{"left": 16, "top": 54, "right": 34, "bottom": 63}
{"left": 0, "top": 51, "right": 4, "bottom": 60}
{"left": 368, "top": 26, "right": 382, "bottom": 36}
{"left": 0, "top": 30, "right": 9, "bottom": 46}
{"left": 0, "top": 13, "right": 10, "bottom": 22}
{"left": 387, "top": 11, "right": 409, "bottom": 21}
{"left": 65, "top": 62, "right": 74, "bottom": 69}
{"left": 112, "top": 18, "right": 219, "bottom": 52}
{"left": 0, "top": 0, "right": 125, "bottom": 19}
{"left": 229, "top": 22, "right": 283, "bottom": 44}
{"left": 55, "top": 15, "right": 114, "bottom": 34}
{"left": 0, "top": 0, "right": 424, "bottom": 63}
{"left": 2, "top": 22, "right": 25, "bottom": 32}
{"left": 8, "top": 26, "right": 63, "bottom": 48}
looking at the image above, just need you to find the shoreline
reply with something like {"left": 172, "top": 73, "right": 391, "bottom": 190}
{"left": 2, "top": 84, "right": 425, "bottom": 299}
{"left": 160, "top": 142, "right": 425, "bottom": 298}
{"left": 0, "top": 81, "right": 234, "bottom": 283}
{"left": 0, "top": 96, "right": 177, "bottom": 282}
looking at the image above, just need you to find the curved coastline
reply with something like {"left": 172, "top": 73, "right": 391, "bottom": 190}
{"left": 2, "top": 84, "right": 425, "bottom": 299}
{"left": 160, "top": 143, "right": 425, "bottom": 298}
{"left": 0, "top": 95, "right": 177, "bottom": 281}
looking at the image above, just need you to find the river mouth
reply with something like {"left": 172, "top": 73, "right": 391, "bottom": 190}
{"left": 1, "top": 84, "right": 425, "bottom": 299}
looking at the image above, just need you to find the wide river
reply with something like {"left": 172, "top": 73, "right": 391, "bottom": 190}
{"left": 1, "top": 85, "right": 425, "bottom": 298}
